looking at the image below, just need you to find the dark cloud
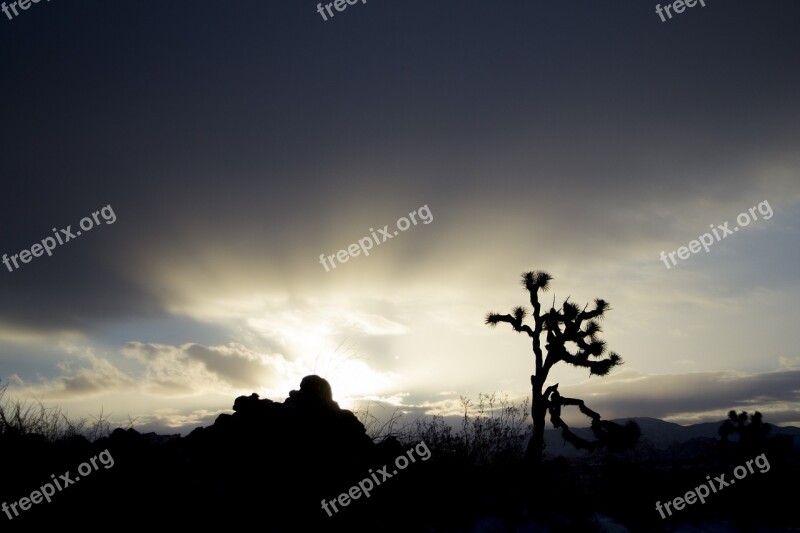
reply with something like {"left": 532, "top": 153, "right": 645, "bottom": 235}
{"left": 122, "top": 341, "right": 294, "bottom": 394}
{"left": 184, "top": 343, "right": 279, "bottom": 389}
{"left": 8, "top": 342, "right": 294, "bottom": 401}
{"left": 0, "top": 1, "right": 798, "bottom": 334}
{"left": 29, "top": 352, "right": 135, "bottom": 398}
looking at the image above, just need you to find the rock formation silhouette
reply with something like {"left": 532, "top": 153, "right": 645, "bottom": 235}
{"left": 0, "top": 375, "right": 399, "bottom": 529}
{"left": 184, "top": 375, "right": 379, "bottom": 522}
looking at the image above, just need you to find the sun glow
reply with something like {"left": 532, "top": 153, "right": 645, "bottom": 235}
{"left": 246, "top": 311, "right": 398, "bottom": 410}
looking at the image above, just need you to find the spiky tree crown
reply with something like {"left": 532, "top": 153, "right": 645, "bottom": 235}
{"left": 486, "top": 272, "right": 622, "bottom": 378}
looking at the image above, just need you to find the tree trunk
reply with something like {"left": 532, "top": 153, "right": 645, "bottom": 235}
{"left": 525, "top": 377, "right": 546, "bottom": 463}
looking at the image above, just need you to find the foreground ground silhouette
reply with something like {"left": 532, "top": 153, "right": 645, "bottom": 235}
{"left": 1, "top": 376, "right": 798, "bottom": 532}
{"left": 1, "top": 376, "right": 423, "bottom": 530}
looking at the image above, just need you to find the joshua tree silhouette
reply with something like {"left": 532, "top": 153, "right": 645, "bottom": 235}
{"left": 719, "top": 410, "right": 771, "bottom": 458}
{"left": 486, "top": 270, "right": 639, "bottom": 462}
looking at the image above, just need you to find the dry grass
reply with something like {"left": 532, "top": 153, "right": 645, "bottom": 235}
{"left": 0, "top": 379, "right": 132, "bottom": 442}
{"left": 357, "top": 392, "right": 532, "bottom": 464}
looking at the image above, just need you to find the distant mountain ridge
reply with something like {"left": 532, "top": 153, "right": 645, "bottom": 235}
{"left": 542, "top": 416, "right": 800, "bottom": 457}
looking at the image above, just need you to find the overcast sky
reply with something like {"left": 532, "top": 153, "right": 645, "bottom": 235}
{"left": 1, "top": 0, "right": 798, "bottom": 434}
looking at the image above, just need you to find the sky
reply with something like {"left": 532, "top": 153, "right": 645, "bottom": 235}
{"left": 0, "top": 0, "right": 798, "bottom": 434}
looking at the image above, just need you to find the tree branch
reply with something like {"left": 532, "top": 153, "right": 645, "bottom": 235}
{"left": 485, "top": 313, "right": 535, "bottom": 338}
